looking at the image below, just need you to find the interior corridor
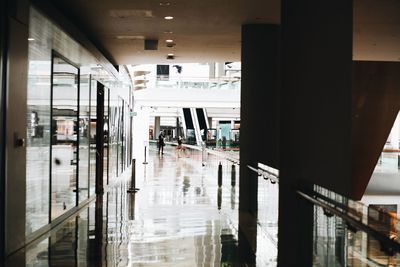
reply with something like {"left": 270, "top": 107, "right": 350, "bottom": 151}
{"left": 6, "top": 145, "right": 277, "bottom": 267}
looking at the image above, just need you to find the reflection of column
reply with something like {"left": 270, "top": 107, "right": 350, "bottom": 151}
{"left": 208, "top": 117, "right": 213, "bottom": 129}
{"left": 89, "top": 195, "right": 104, "bottom": 267}
{"left": 361, "top": 205, "right": 368, "bottom": 261}
{"left": 217, "top": 188, "right": 222, "bottom": 210}
{"left": 154, "top": 116, "right": 160, "bottom": 140}
{"left": 176, "top": 117, "right": 180, "bottom": 138}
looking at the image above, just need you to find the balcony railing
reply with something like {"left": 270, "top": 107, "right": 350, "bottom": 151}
{"left": 155, "top": 76, "right": 241, "bottom": 90}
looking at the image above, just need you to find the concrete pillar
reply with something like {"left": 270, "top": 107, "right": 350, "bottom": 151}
{"left": 0, "top": 0, "right": 6, "bottom": 262}
{"left": 279, "top": 1, "right": 353, "bottom": 266}
{"left": 208, "top": 117, "right": 212, "bottom": 129}
{"left": 154, "top": 116, "right": 160, "bottom": 140}
{"left": 4, "top": 0, "right": 29, "bottom": 259}
{"left": 239, "top": 24, "right": 280, "bottom": 265}
{"left": 216, "top": 62, "right": 225, "bottom": 78}
{"left": 208, "top": 62, "right": 216, "bottom": 79}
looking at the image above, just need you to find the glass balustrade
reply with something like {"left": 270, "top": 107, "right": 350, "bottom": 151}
{"left": 155, "top": 76, "right": 241, "bottom": 90}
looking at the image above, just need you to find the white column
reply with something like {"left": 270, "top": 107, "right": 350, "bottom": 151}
{"left": 154, "top": 116, "right": 161, "bottom": 140}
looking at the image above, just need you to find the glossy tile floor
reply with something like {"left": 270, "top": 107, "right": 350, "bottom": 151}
{"left": 8, "top": 146, "right": 278, "bottom": 266}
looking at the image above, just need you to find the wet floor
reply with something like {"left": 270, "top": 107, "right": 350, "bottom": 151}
{"left": 7, "top": 145, "right": 277, "bottom": 267}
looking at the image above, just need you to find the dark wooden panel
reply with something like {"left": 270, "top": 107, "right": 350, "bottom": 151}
{"left": 352, "top": 61, "right": 400, "bottom": 199}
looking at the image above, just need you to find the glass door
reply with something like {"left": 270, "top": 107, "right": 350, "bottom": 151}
{"left": 50, "top": 53, "right": 79, "bottom": 220}
{"left": 104, "top": 88, "right": 109, "bottom": 186}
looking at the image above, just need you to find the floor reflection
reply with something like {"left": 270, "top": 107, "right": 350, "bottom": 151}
{"left": 9, "top": 146, "right": 277, "bottom": 266}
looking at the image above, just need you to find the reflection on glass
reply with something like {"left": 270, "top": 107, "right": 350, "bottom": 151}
{"left": 104, "top": 88, "right": 109, "bottom": 185}
{"left": 109, "top": 97, "right": 118, "bottom": 179}
{"left": 51, "top": 55, "right": 79, "bottom": 220}
{"left": 26, "top": 58, "right": 51, "bottom": 234}
{"left": 118, "top": 97, "right": 124, "bottom": 175}
{"left": 79, "top": 74, "right": 90, "bottom": 201}
{"left": 313, "top": 198, "right": 400, "bottom": 266}
{"left": 89, "top": 79, "right": 97, "bottom": 197}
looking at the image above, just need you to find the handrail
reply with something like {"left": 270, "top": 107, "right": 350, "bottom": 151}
{"left": 313, "top": 188, "right": 398, "bottom": 222}
{"left": 297, "top": 190, "right": 400, "bottom": 255}
{"left": 247, "top": 165, "right": 279, "bottom": 183}
{"left": 205, "top": 148, "right": 240, "bottom": 165}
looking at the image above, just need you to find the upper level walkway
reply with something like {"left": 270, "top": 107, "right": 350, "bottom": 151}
{"left": 6, "top": 145, "right": 277, "bottom": 266}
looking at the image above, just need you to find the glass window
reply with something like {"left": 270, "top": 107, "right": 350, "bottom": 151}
{"left": 50, "top": 54, "right": 79, "bottom": 220}
{"left": 26, "top": 39, "right": 52, "bottom": 235}
{"left": 79, "top": 74, "right": 90, "bottom": 201}
{"left": 89, "top": 79, "right": 97, "bottom": 197}
{"left": 104, "top": 88, "right": 110, "bottom": 185}
{"left": 109, "top": 97, "right": 118, "bottom": 179}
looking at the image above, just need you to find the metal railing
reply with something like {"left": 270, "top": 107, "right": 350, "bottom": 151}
{"left": 155, "top": 76, "right": 241, "bottom": 90}
{"left": 298, "top": 190, "right": 400, "bottom": 256}
{"left": 247, "top": 164, "right": 279, "bottom": 184}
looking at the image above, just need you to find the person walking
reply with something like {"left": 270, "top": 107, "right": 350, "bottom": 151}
{"left": 158, "top": 131, "right": 165, "bottom": 155}
{"left": 176, "top": 136, "right": 186, "bottom": 157}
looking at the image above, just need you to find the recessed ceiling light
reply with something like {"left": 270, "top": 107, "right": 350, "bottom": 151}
{"left": 160, "top": 2, "right": 171, "bottom": 6}
{"left": 166, "top": 39, "right": 174, "bottom": 43}
{"left": 116, "top": 35, "right": 145, "bottom": 40}
{"left": 164, "top": 16, "right": 174, "bottom": 20}
{"left": 168, "top": 53, "right": 174, "bottom": 56}
{"left": 28, "top": 38, "right": 35, "bottom": 41}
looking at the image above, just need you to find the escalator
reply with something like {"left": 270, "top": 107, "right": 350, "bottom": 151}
{"left": 196, "top": 108, "right": 208, "bottom": 141}
{"left": 182, "top": 108, "right": 196, "bottom": 145}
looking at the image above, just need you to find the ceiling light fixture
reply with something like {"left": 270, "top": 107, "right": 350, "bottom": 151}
{"left": 166, "top": 39, "right": 173, "bottom": 43}
{"left": 28, "top": 38, "right": 35, "bottom": 41}
{"left": 168, "top": 53, "right": 174, "bottom": 56}
{"left": 164, "top": 16, "right": 174, "bottom": 20}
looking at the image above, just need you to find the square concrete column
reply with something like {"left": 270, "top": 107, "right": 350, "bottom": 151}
{"left": 154, "top": 116, "right": 160, "bottom": 140}
{"left": 279, "top": 1, "right": 353, "bottom": 266}
{"left": 239, "top": 24, "right": 280, "bottom": 264}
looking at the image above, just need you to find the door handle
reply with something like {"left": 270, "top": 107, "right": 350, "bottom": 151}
{"left": 14, "top": 132, "right": 26, "bottom": 148}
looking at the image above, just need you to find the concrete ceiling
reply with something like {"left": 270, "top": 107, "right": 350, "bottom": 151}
{"left": 50, "top": 0, "right": 400, "bottom": 65}
{"left": 51, "top": 0, "right": 280, "bottom": 65}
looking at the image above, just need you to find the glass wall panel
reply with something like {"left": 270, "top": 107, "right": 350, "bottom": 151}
{"left": 50, "top": 54, "right": 79, "bottom": 220}
{"left": 25, "top": 6, "right": 133, "bottom": 238}
{"left": 124, "top": 102, "right": 129, "bottom": 169}
{"left": 79, "top": 74, "right": 90, "bottom": 201}
{"left": 109, "top": 97, "right": 118, "bottom": 179}
{"left": 118, "top": 98, "right": 124, "bottom": 175}
{"left": 104, "top": 88, "right": 110, "bottom": 185}
{"left": 89, "top": 79, "right": 97, "bottom": 197}
{"left": 26, "top": 37, "right": 51, "bottom": 235}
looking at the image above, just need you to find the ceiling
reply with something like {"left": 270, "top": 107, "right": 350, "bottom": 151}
{"left": 50, "top": 0, "right": 400, "bottom": 65}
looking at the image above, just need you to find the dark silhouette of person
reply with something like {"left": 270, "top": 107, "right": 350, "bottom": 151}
{"left": 158, "top": 131, "right": 165, "bottom": 154}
